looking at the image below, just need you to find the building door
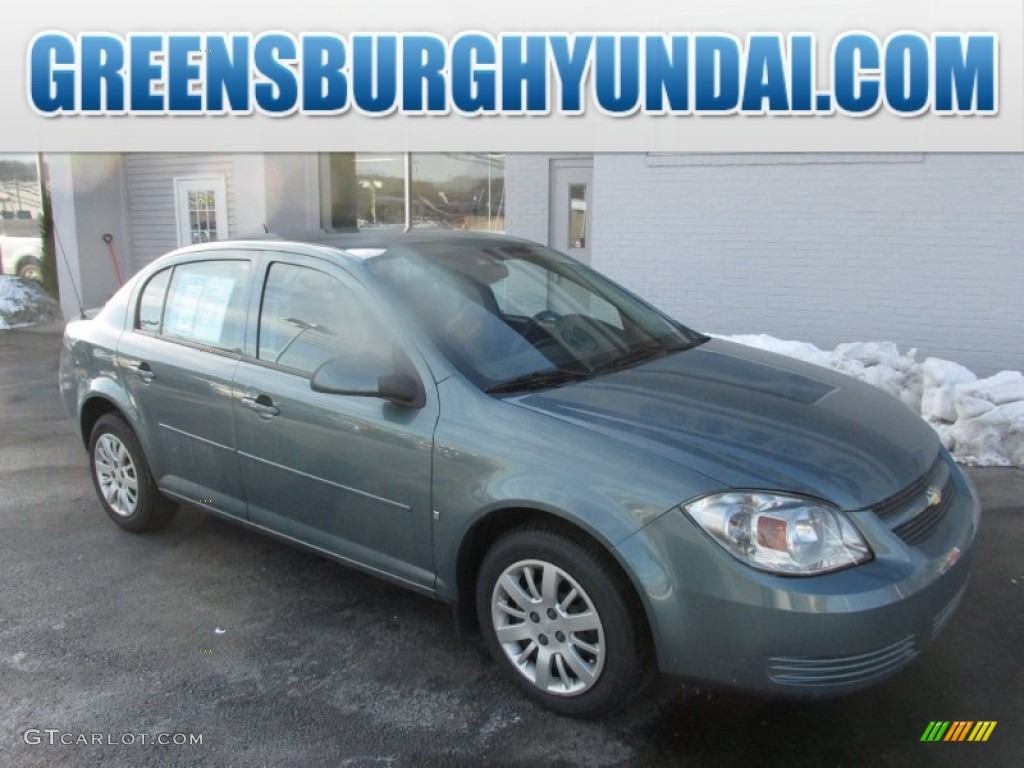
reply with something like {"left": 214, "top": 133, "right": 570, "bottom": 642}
{"left": 174, "top": 177, "right": 228, "bottom": 246}
{"left": 549, "top": 161, "right": 593, "bottom": 264}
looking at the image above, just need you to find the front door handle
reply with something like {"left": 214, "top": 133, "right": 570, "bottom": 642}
{"left": 135, "top": 362, "right": 155, "bottom": 383}
{"left": 240, "top": 394, "right": 280, "bottom": 419}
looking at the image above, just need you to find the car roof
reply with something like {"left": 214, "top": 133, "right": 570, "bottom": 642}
{"left": 261, "top": 229, "right": 535, "bottom": 253}
{"left": 290, "top": 229, "right": 526, "bottom": 245}
{"left": 169, "top": 229, "right": 541, "bottom": 270}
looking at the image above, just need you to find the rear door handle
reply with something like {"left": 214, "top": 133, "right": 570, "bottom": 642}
{"left": 135, "top": 362, "right": 155, "bottom": 383}
{"left": 240, "top": 394, "right": 280, "bottom": 419}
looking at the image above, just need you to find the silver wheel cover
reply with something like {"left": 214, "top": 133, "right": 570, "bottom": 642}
{"left": 93, "top": 433, "right": 139, "bottom": 517}
{"left": 491, "top": 559, "right": 605, "bottom": 696}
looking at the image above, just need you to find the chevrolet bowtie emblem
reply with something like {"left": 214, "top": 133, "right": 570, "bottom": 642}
{"left": 926, "top": 486, "right": 943, "bottom": 507}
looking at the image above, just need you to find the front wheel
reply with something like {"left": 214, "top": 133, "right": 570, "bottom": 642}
{"left": 476, "top": 526, "right": 649, "bottom": 717}
{"left": 89, "top": 413, "right": 175, "bottom": 532}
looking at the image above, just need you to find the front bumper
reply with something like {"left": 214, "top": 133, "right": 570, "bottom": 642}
{"left": 615, "top": 454, "right": 980, "bottom": 696}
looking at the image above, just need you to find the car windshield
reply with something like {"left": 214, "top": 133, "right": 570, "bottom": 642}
{"left": 366, "top": 242, "right": 706, "bottom": 392}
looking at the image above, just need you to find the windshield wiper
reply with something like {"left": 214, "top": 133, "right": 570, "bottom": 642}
{"left": 591, "top": 338, "right": 705, "bottom": 375}
{"left": 592, "top": 344, "right": 671, "bottom": 374}
{"left": 487, "top": 338, "right": 707, "bottom": 394}
{"left": 486, "top": 368, "right": 593, "bottom": 394}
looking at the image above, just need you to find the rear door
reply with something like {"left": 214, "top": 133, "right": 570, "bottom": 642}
{"left": 118, "top": 256, "right": 253, "bottom": 519}
{"left": 231, "top": 252, "right": 439, "bottom": 590}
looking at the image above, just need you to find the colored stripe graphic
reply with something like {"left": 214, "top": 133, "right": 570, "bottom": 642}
{"left": 968, "top": 722, "right": 997, "bottom": 742}
{"left": 921, "top": 721, "right": 950, "bottom": 741}
{"left": 944, "top": 721, "right": 972, "bottom": 741}
{"left": 921, "top": 721, "right": 996, "bottom": 742}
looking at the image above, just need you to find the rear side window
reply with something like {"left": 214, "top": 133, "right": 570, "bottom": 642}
{"left": 161, "top": 260, "right": 250, "bottom": 351}
{"left": 137, "top": 268, "right": 171, "bottom": 333}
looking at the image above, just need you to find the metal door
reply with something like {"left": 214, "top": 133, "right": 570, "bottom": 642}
{"left": 550, "top": 161, "right": 594, "bottom": 264}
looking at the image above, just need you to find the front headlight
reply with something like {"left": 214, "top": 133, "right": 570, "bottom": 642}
{"left": 683, "top": 492, "right": 872, "bottom": 575}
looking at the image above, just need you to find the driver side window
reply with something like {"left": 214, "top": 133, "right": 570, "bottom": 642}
{"left": 493, "top": 260, "right": 624, "bottom": 330}
{"left": 257, "top": 263, "right": 384, "bottom": 375}
{"left": 492, "top": 260, "right": 547, "bottom": 317}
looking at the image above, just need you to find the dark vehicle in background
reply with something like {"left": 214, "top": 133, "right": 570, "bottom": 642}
{"left": 59, "top": 232, "right": 980, "bottom": 717}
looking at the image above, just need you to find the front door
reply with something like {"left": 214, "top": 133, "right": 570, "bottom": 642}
{"left": 550, "top": 161, "right": 594, "bottom": 264}
{"left": 231, "top": 254, "right": 439, "bottom": 591}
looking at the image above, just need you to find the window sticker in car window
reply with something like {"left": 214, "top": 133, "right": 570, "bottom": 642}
{"left": 165, "top": 273, "right": 236, "bottom": 344}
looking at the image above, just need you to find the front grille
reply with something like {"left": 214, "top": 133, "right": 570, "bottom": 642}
{"left": 892, "top": 474, "right": 954, "bottom": 545}
{"left": 872, "top": 461, "right": 938, "bottom": 520}
{"left": 768, "top": 635, "right": 918, "bottom": 688}
{"left": 871, "top": 457, "right": 955, "bottom": 547}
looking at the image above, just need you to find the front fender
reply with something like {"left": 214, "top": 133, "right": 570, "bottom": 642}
{"left": 429, "top": 377, "right": 724, "bottom": 599}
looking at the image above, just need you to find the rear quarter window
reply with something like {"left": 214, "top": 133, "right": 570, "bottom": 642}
{"left": 136, "top": 268, "right": 172, "bottom": 333}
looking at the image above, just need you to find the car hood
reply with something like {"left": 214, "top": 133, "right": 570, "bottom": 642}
{"left": 507, "top": 339, "right": 939, "bottom": 510}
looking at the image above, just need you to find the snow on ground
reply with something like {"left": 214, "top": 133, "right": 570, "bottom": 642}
{"left": 717, "top": 333, "right": 1024, "bottom": 468}
{"left": 0, "top": 276, "right": 62, "bottom": 330}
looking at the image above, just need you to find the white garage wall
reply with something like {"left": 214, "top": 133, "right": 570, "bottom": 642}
{"left": 47, "top": 154, "right": 132, "bottom": 316}
{"left": 507, "top": 153, "right": 1024, "bottom": 376}
{"left": 124, "top": 154, "right": 240, "bottom": 270}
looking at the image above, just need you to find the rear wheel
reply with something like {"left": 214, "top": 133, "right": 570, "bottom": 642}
{"left": 17, "top": 257, "right": 42, "bottom": 282}
{"left": 476, "top": 525, "right": 649, "bottom": 717}
{"left": 89, "top": 414, "right": 175, "bottom": 532}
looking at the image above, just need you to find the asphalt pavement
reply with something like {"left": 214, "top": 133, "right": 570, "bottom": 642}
{"left": 1, "top": 325, "right": 1021, "bottom": 767}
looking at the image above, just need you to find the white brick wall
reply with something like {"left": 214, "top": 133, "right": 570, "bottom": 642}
{"left": 505, "top": 153, "right": 597, "bottom": 247}
{"left": 504, "top": 154, "right": 550, "bottom": 245}
{"left": 507, "top": 153, "right": 1024, "bottom": 376}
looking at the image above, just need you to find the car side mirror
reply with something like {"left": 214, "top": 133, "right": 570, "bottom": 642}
{"left": 310, "top": 355, "right": 425, "bottom": 408}
{"left": 376, "top": 372, "right": 424, "bottom": 407}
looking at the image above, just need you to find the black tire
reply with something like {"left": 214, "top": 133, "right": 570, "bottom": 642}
{"left": 88, "top": 413, "right": 175, "bottom": 532}
{"left": 17, "top": 256, "right": 42, "bottom": 282}
{"left": 476, "top": 525, "right": 650, "bottom": 718}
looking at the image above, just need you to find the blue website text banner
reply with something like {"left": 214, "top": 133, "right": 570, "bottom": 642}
{"left": 28, "top": 32, "right": 998, "bottom": 118}
{"left": 2, "top": 0, "right": 1021, "bottom": 151}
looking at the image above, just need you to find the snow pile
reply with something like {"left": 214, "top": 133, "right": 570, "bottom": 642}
{"left": 718, "top": 333, "right": 1024, "bottom": 468}
{"left": 0, "top": 276, "right": 62, "bottom": 330}
{"left": 939, "top": 372, "right": 1024, "bottom": 467}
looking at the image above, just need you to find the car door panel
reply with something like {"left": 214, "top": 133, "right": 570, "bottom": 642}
{"left": 232, "top": 255, "right": 439, "bottom": 589}
{"left": 118, "top": 258, "right": 251, "bottom": 520}
{"left": 120, "top": 335, "right": 245, "bottom": 517}
{"left": 233, "top": 368, "right": 436, "bottom": 585}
